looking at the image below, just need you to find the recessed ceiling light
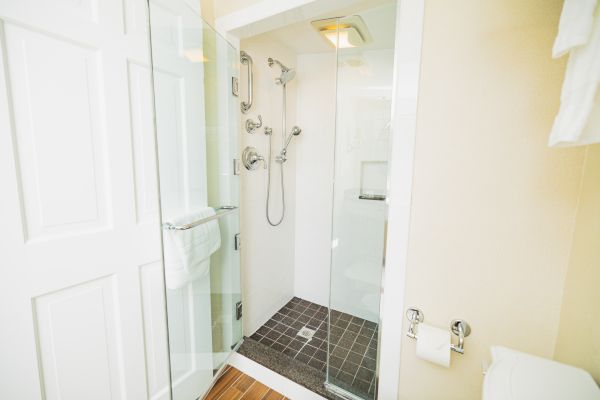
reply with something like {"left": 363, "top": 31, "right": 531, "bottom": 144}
{"left": 311, "top": 16, "right": 372, "bottom": 49}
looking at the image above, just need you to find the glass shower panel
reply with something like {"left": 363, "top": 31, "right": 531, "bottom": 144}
{"left": 327, "top": 4, "right": 397, "bottom": 400}
{"left": 149, "top": 2, "right": 241, "bottom": 399}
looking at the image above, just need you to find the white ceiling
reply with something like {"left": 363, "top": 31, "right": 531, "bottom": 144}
{"left": 259, "top": 0, "right": 397, "bottom": 54}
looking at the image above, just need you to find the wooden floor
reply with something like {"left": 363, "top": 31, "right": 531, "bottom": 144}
{"left": 204, "top": 366, "right": 291, "bottom": 400}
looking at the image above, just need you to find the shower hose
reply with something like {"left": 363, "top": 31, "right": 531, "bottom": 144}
{"left": 266, "top": 83, "right": 287, "bottom": 226}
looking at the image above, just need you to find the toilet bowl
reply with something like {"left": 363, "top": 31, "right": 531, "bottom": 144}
{"left": 483, "top": 346, "right": 600, "bottom": 400}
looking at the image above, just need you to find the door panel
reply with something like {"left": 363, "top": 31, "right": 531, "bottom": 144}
{"left": 0, "top": 1, "right": 170, "bottom": 399}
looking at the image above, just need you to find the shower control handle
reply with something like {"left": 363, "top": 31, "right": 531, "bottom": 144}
{"left": 245, "top": 115, "right": 262, "bottom": 134}
{"left": 242, "top": 146, "right": 266, "bottom": 170}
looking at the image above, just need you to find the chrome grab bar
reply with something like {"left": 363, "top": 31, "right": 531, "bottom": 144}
{"left": 240, "top": 51, "right": 253, "bottom": 113}
{"left": 162, "top": 206, "right": 238, "bottom": 231}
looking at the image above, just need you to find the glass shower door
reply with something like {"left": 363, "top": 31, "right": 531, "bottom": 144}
{"left": 327, "top": 4, "right": 397, "bottom": 400}
{"left": 149, "top": 1, "right": 241, "bottom": 399}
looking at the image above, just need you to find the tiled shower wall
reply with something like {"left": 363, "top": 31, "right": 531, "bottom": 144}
{"left": 240, "top": 35, "right": 298, "bottom": 336}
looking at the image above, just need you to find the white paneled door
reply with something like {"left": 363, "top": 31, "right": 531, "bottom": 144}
{"left": 0, "top": 1, "right": 171, "bottom": 399}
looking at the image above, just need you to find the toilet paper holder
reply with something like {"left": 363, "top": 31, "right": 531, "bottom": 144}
{"left": 406, "top": 308, "right": 471, "bottom": 355}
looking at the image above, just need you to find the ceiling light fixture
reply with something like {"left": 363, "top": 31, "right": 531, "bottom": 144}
{"left": 311, "top": 16, "right": 372, "bottom": 49}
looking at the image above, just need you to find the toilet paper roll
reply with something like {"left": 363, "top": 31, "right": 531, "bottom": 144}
{"left": 416, "top": 323, "right": 451, "bottom": 367}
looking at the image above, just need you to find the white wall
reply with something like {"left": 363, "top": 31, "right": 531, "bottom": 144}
{"left": 293, "top": 52, "right": 337, "bottom": 306}
{"left": 240, "top": 36, "right": 298, "bottom": 335}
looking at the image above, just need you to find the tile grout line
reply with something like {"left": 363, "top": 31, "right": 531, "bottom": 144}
{"left": 272, "top": 302, "right": 326, "bottom": 363}
{"left": 350, "top": 324, "right": 375, "bottom": 385}
{"left": 303, "top": 315, "right": 328, "bottom": 371}
{"left": 333, "top": 318, "right": 365, "bottom": 381}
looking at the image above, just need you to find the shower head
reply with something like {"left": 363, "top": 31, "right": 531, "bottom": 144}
{"left": 267, "top": 57, "right": 296, "bottom": 85}
{"left": 278, "top": 69, "right": 296, "bottom": 85}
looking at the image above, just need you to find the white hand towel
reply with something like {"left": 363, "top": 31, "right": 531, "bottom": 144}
{"left": 553, "top": 0, "right": 598, "bottom": 58}
{"left": 164, "top": 207, "right": 221, "bottom": 289}
{"left": 550, "top": 0, "right": 600, "bottom": 147}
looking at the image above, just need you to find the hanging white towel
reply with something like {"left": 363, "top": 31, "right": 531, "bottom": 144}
{"left": 549, "top": 0, "right": 600, "bottom": 147}
{"left": 164, "top": 207, "right": 221, "bottom": 289}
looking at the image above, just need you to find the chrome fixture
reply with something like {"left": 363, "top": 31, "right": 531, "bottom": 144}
{"left": 450, "top": 320, "right": 471, "bottom": 354}
{"left": 242, "top": 146, "right": 267, "bottom": 170}
{"left": 265, "top": 57, "right": 300, "bottom": 226}
{"left": 163, "top": 206, "right": 238, "bottom": 231}
{"left": 275, "top": 126, "right": 301, "bottom": 163}
{"left": 406, "top": 308, "right": 424, "bottom": 339}
{"left": 267, "top": 58, "right": 296, "bottom": 85}
{"left": 405, "top": 307, "right": 471, "bottom": 355}
{"left": 240, "top": 51, "right": 253, "bottom": 113}
{"left": 359, "top": 194, "right": 386, "bottom": 201}
{"left": 245, "top": 115, "right": 262, "bottom": 134}
{"left": 231, "top": 76, "right": 239, "bottom": 97}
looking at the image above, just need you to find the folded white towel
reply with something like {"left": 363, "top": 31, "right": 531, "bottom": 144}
{"left": 549, "top": 0, "right": 600, "bottom": 147}
{"left": 164, "top": 207, "right": 221, "bottom": 289}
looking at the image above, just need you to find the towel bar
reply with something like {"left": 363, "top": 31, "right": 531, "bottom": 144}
{"left": 162, "top": 206, "right": 238, "bottom": 231}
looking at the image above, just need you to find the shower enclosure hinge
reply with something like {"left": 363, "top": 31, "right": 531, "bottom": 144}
{"left": 233, "top": 158, "right": 241, "bottom": 175}
{"left": 231, "top": 77, "right": 239, "bottom": 97}
{"left": 235, "top": 301, "right": 243, "bottom": 320}
{"left": 234, "top": 233, "right": 241, "bottom": 250}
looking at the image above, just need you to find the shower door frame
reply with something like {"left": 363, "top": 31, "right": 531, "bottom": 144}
{"left": 216, "top": 0, "right": 425, "bottom": 398}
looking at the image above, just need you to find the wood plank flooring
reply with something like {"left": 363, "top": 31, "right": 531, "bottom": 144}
{"left": 204, "top": 366, "right": 290, "bottom": 400}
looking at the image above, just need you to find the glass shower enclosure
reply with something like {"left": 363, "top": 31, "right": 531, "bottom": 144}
{"left": 148, "top": 1, "right": 241, "bottom": 399}
{"left": 327, "top": 4, "right": 397, "bottom": 399}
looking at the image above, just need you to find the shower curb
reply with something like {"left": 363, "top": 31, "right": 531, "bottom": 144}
{"left": 237, "top": 337, "right": 339, "bottom": 399}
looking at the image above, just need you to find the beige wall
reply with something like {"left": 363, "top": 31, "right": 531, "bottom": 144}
{"left": 554, "top": 145, "right": 600, "bottom": 384}
{"left": 397, "top": 1, "right": 587, "bottom": 399}
{"left": 200, "top": 0, "right": 215, "bottom": 26}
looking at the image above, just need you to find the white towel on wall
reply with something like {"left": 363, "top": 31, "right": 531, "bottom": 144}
{"left": 549, "top": 0, "right": 600, "bottom": 147}
{"left": 164, "top": 207, "right": 221, "bottom": 289}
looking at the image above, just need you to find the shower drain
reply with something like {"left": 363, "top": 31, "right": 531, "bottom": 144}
{"left": 297, "top": 326, "right": 316, "bottom": 341}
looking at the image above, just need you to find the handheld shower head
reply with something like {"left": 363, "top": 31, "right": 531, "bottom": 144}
{"left": 282, "top": 126, "right": 302, "bottom": 153}
{"left": 267, "top": 57, "right": 296, "bottom": 85}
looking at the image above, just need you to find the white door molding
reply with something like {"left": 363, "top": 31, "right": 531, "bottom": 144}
{"left": 378, "top": 0, "right": 425, "bottom": 398}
